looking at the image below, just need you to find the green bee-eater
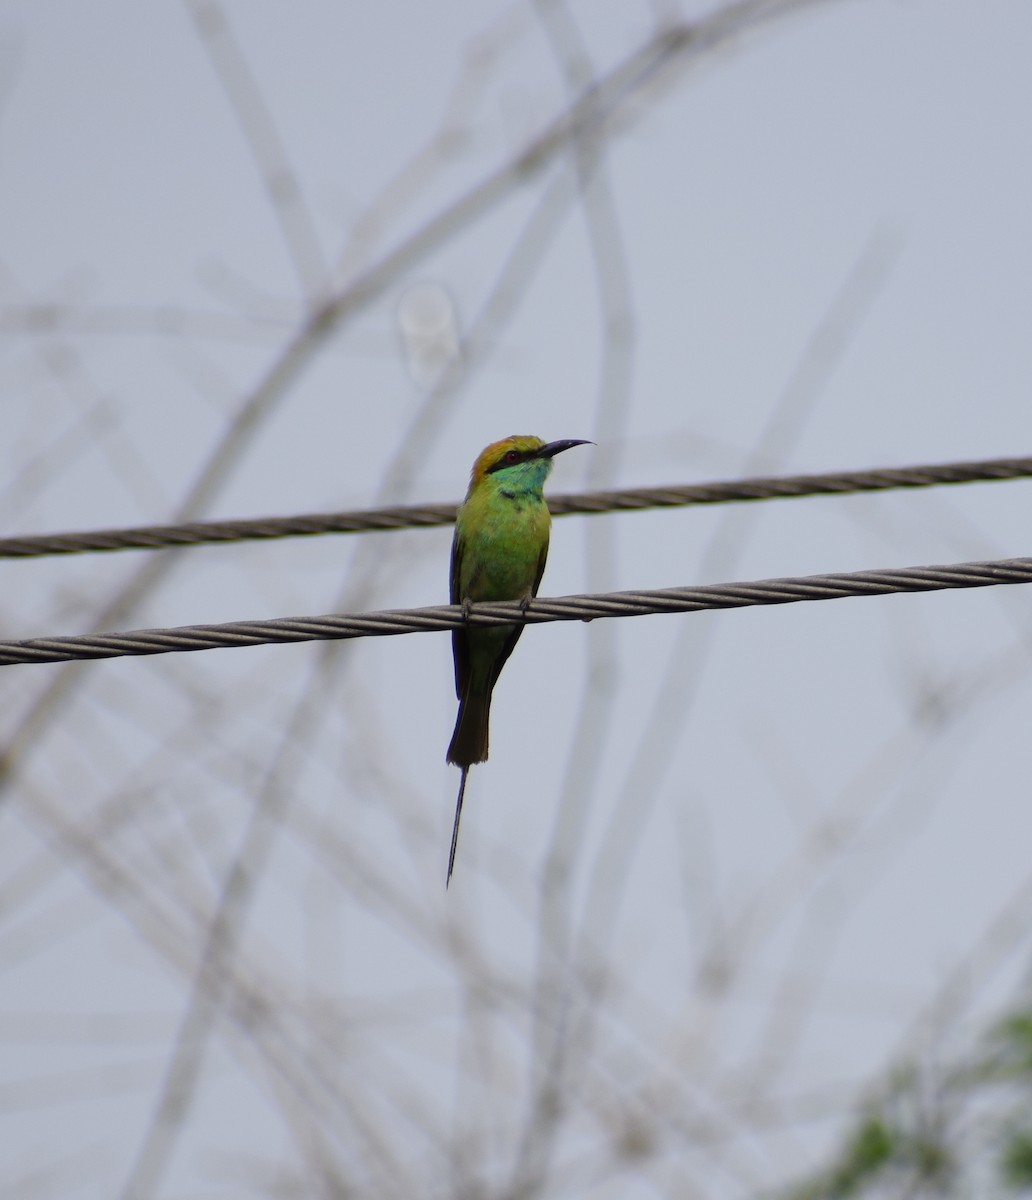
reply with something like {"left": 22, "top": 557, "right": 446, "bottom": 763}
{"left": 446, "top": 434, "right": 590, "bottom": 884}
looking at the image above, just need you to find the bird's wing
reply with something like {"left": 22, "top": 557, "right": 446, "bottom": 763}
{"left": 449, "top": 524, "right": 463, "bottom": 606}
{"left": 450, "top": 527, "right": 469, "bottom": 700}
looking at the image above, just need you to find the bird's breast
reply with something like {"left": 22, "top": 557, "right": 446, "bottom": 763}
{"left": 457, "top": 493, "right": 550, "bottom": 602}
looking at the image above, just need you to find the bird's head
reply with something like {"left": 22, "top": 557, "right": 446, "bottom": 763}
{"left": 468, "top": 435, "right": 590, "bottom": 494}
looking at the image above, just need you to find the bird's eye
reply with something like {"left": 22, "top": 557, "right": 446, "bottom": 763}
{"left": 504, "top": 450, "right": 520, "bottom": 464}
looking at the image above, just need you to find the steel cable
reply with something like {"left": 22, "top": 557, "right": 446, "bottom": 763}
{"left": 2, "top": 555, "right": 1030, "bottom": 668}
{"left": 1, "top": 453, "right": 1031, "bottom": 560}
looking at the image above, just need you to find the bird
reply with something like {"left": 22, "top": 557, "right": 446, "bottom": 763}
{"left": 446, "top": 434, "right": 590, "bottom": 885}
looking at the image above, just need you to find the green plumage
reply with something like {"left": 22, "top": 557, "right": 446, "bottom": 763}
{"left": 448, "top": 459, "right": 551, "bottom": 767}
{"left": 445, "top": 435, "right": 589, "bottom": 884}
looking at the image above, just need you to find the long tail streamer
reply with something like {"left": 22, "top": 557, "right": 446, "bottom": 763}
{"left": 447, "top": 768, "right": 469, "bottom": 887}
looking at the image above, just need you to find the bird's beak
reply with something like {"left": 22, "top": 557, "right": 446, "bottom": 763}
{"left": 538, "top": 439, "right": 593, "bottom": 459}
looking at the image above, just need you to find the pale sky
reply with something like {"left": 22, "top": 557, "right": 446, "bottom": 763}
{"left": 2, "top": 3, "right": 1032, "bottom": 1197}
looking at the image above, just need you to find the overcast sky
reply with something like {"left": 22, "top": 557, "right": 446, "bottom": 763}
{"left": 2, "top": 3, "right": 1032, "bottom": 1197}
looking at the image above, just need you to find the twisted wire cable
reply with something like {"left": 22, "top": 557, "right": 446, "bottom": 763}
{"left": 1, "top": 453, "right": 1031, "bottom": 560}
{"left": 2, "top": 555, "right": 1030, "bottom": 668}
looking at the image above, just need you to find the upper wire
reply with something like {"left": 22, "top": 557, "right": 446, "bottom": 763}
{"left": 1, "top": 452, "right": 1031, "bottom": 560}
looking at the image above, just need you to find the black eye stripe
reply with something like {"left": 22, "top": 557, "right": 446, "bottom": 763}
{"left": 487, "top": 449, "right": 533, "bottom": 474}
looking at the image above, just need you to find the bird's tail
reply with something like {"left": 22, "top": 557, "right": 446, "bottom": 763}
{"left": 446, "top": 686, "right": 491, "bottom": 768}
{"left": 447, "top": 767, "right": 469, "bottom": 887}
